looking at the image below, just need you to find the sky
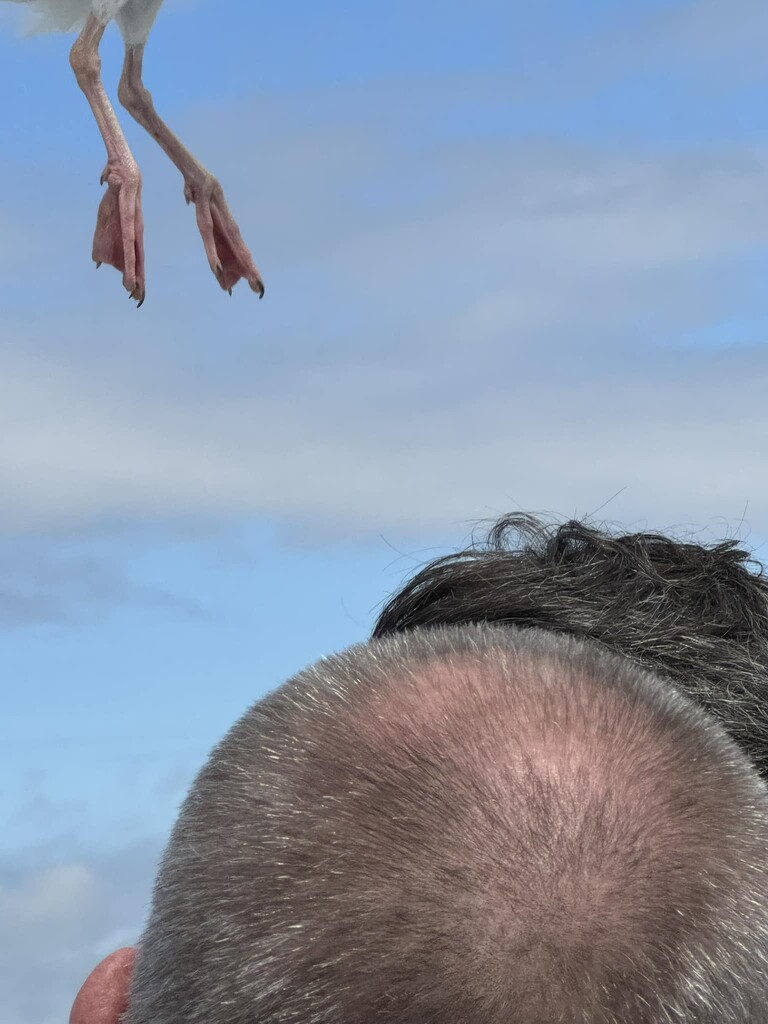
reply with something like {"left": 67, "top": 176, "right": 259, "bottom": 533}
{"left": 2, "top": 0, "right": 768, "bottom": 1019}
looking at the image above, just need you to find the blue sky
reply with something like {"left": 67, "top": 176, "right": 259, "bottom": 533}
{"left": 3, "top": 0, "right": 768, "bottom": 1020}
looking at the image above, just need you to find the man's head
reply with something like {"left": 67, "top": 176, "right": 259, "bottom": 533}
{"left": 71, "top": 515, "right": 768, "bottom": 1023}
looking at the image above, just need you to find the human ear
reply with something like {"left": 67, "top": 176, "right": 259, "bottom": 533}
{"left": 70, "top": 947, "right": 136, "bottom": 1024}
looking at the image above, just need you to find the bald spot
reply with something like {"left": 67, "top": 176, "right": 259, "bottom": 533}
{"left": 124, "top": 625, "right": 768, "bottom": 1024}
{"left": 288, "top": 641, "right": 766, "bottom": 1016}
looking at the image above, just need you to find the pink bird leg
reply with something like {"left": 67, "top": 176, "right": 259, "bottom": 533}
{"left": 118, "top": 44, "right": 264, "bottom": 298}
{"left": 70, "top": 14, "right": 146, "bottom": 304}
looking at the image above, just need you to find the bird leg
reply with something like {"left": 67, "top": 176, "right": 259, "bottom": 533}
{"left": 69, "top": 15, "right": 145, "bottom": 305}
{"left": 118, "top": 45, "right": 264, "bottom": 297}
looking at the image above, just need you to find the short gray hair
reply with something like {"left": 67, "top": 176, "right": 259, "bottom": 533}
{"left": 125, "top": 623, "right": 768, "bottom": 1024}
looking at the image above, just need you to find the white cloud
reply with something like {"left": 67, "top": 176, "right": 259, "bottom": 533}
{"left": 0, "top": 863, "right": 96, "bottom": 928}
{"left": 643, "top": 0, "right": 768, "bottom": 68}
{"left": 1, "top": 123, "right": 767, "bottom": 543}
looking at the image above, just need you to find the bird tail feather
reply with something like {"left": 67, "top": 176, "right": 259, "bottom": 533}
{"left": 6, "top": 0, "right": 92, "bottom": 35}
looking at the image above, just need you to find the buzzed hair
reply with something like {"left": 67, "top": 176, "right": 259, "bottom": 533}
{"left": 125, "top": 622, "right": 768, "bottom": 1024}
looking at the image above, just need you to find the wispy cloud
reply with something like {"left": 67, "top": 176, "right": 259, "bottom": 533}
{"left": 0, "top": 539, "right": 206, "bottom": 627}
{"left": 640, "top": 0, "right": 768, "bottom": 69}
{"left": 2, "top": 107, "right": 767, "bottom": 542}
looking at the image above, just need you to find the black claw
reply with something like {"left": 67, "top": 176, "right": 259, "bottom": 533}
{"left": 95, "top": 261, "right": 102, "bottom": 269}
{"left": 137, "top": 295, "right": 145, "bottom": 309}
{"left": 228, "top": 287, "right": 233, "bottom": 296}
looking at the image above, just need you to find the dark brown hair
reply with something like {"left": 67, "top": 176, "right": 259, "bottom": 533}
{"left": 375, "top": 514, "right": 768, "bottom": 779}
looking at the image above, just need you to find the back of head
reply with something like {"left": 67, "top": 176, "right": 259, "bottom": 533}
{"left": 125, "top": 623, "right": 768, "bottom": 1024}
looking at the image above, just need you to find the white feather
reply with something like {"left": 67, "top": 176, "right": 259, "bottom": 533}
{"left": 2, "top": 0, "right": 164, "bottom": 44}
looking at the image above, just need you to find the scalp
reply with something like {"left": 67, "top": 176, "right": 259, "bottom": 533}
{"left": 126, "top": 624, "right": 768, "bottom": 1024}
{"left": 297, "top": 627, "right": 768, "bottom": 1016}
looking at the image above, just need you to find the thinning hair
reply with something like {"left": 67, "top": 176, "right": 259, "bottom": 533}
{"left": 374, "top": 514, "right": 768, "bottom": 780}
{"left": 126, "top": 622, "right": 768, "bottom": 1024}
